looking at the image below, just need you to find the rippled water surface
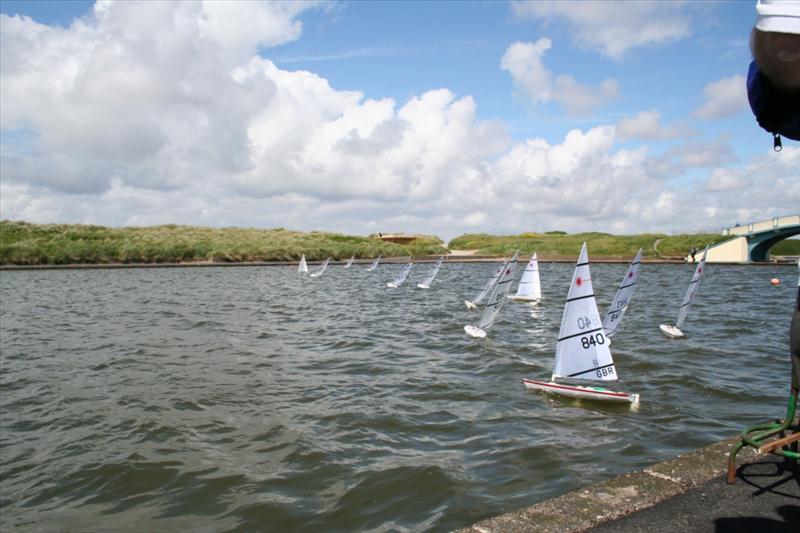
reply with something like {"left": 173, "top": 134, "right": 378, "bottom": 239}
{"left": 1, "top": 260, "right": 797, "bottom": 532}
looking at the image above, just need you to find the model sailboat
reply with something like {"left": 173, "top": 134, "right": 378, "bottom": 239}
{"left": 602, "top": 248, "right": 643, "bottom": 338}
{"left": 387, "top": 258, "right": 413, "bottom": 288}
{"left": 523, "top": 243, "right": 639, "bottom": 408}
{"left": 464, "top": 250, "right": 519, "bottom": 338}
{"left": 366, "top": 256, "right": 381, "bottom": 272}
{"left": 344, "top": 255, "right": 355, "bottom": 268}
{"left": 310, "top": 257, "right": 330, "bottom": 278}
{"left": 298, "top": 254, "right": 308, "bottom": 274}
{"left": 417, "top": 256, "right": 444, "bottom": 289}
{"left": 659, "top": 247, "right": 708, "bottom": 338}
{"left": 508, "top": 253, "right": 541, "bottom": 303}
{"left": 465, "top": 263, "right": 504, "bottom": 310}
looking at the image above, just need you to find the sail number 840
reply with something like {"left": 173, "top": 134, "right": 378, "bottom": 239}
{"left": 580, "top": 333, "right": 605, "bottom": 349}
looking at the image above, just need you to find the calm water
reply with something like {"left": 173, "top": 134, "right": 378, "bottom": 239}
{"left": 1, "top": 260, "right": 797, "bottom": 532}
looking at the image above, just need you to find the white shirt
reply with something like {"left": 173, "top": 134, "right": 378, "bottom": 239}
{"left": 756, "top": 0, "right": 800, "bottom": 34}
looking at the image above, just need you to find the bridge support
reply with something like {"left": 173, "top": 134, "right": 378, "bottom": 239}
{"left": 697, "top": 215, "right": 800, "bottom": 263}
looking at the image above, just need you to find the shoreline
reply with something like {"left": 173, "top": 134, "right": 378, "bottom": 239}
{"left": 456, "top": 437, "right": 768, "bottom": 532}
{"left": 1, "top": 255, "right": 797, "bottom": 271}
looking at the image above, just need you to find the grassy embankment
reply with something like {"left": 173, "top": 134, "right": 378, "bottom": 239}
{"left": 448, "top": 231, "right": 800, "bottom": 259}
{"left": 0, "top": 221, "right": 447, "bottom": 265}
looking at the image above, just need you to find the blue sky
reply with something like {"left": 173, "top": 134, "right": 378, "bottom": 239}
{"left": 1, "top": 1, "right": 797, "bottom": 241}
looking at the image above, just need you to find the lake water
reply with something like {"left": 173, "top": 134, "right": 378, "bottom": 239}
{"left": 1, "top": 259, "right": 797, "bottom": 532}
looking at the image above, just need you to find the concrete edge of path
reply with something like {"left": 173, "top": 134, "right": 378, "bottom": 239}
{"left": 456, "top": 438, "right": 762, "bottom": 533}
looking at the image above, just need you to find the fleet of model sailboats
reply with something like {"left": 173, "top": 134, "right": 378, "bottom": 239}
{"left": 290, "top": 241, "right": 724, "bottom": 411}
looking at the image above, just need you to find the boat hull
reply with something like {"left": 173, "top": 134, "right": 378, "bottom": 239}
{"left": 522, "top": 378, "right": 639, "bottom": 408}
{"left": 417, "top": 283, "right": 430, "bottom": 289}
{"left": 507, "top": 295, "right": 540, "bottom": 303}
{"left": 387, "top": 282, "right": 399, "bottom": 288}
{"left": 659, "top": 324, "right": 685, "bottom": 338}
{"left": 464, "top": 325, "right": 486, "bottom": 338}
{"left": 464, "top": 300, "right": 478, "bottom": 310}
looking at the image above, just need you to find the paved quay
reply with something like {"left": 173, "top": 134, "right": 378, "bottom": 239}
{"left": 457, "top": 438, "right": 799, "bottom": 533}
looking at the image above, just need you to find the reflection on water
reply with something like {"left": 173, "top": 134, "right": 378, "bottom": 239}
{"left": 0, "top": 260, "right": 796, "bottom": 531}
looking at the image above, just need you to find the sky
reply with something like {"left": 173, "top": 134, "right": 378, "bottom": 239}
{"left": 1, "top": 0, "right": 798, "bottom": 243}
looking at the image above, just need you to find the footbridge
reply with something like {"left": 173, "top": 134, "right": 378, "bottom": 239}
{"left": 693, "top": 214, "right": 800, "bottom": 263}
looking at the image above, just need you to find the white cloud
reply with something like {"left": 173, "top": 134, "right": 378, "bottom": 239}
{"left": 500, "top": 39, "right": 617, "bottom": 115}
{"left": 511, "top": 0, "right": 691, "bottom": 60}
{"left": 694, "top": 75, "right": 747, "bottom": 119}
{"left": 705, "top": 168, "right": 749, "bottom": 192}
{"left": 1, "top": 1, "right": 797, "bottom": 243}
{"left": 616, "top": 110, "right": 691, "bottom": 140}
{"left": 500, "top": 39, "right": 553, "bottom": 103}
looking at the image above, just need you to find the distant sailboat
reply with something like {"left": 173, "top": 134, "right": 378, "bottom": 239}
{"left": 508, "top": 253, "right": 541, "bottom": 303}
{"left": 344, "top": 255, "right": 355, "bottom": 268}
{"left": 464, "top": 250, "right": 519, "bottom": 338}
{"left": 310, "top": 257, "right": 330, "bottom": 278}
{"left": 523, "top": 243, "right": 639, "bottom": 409}
{"left": 465, "top": 263, "right": 504, "bottom": 310}
{"left": 659, "top": 247, "right": 708, "bottom": 338}
{"left": 298, "top": 254, "right": 308, "bottom": 274}
{"left": 387, "top": 258, "right": 413, "bottom": 288}
{"left": 602, "top": 248, "right": 643, "bottom": 338}
{"left": 417, "top": 256, "right": 444, "bottom": 289}
{"left": 367, "top": 256, "right": 381, "bottom": 272}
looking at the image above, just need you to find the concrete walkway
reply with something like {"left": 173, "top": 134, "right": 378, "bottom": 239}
{"left": 458, "top": 439, "right": 799, "bottom": 533}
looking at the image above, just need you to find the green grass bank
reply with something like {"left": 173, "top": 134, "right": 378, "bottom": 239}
{"left": 2, "top": 221, "right": 798, "bottom": 266}
{"left": 448, "top": 231, "right": 800, "bottom": 259}
{"left": 0, "top": 221, "right": 446, "bottom": 266}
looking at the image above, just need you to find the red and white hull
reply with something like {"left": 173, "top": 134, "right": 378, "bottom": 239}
{"left": 522, "top": 378, "right": 639, "bottom": 409}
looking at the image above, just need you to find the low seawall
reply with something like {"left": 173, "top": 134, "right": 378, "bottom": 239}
{"left": 456, "top": 438, "right": 762, "bottom": 533}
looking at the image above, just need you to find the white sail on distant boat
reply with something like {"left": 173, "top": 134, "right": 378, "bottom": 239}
{"left": 367, "top": 256, "right": 381, "bottom": 272}
{"left": 344, "top": 255, "right": 355, "bottom": 268}
{"left": 523, "top": 243, "right": 639, "bottom": 409}
{"left": 464, "top": 263, "right": 504, "bottom": 310}
{"left": 417, "top": 256, "right": 444, "bottom": 289}
{"left": 602, "top": 248, "right": 643, "bottom": 338}
{"left": 659, "top": 247, "right": 708, "bottom": 338}
{"left": 387, "top": 258, "right": 413, "bottom": 288}
{"left": 298, "top": 254, "right": 308, "bottom": 274}
{"left": 508, "top": 253, "right": 541, "bottom": 303}
{"left": 310, "top": 257, "right": 331, "bottom": 278}
{"left": 465, "top": 250, "right": 519, "bottom": 338}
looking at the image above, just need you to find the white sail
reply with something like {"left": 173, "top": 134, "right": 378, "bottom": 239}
{"left": 344, "top": 255, "right": 355, "bottom": 268}
{"left": 366, "top": 256, "right": 381, "bottom": 272}
{"left": 298, "top": 254, "right": 308, "bottom": 274}
{"left": 310, "top": 257, "right": 330, "bottom": 278}
{"left": 418, "top": 256, "right": 444, "bottom": 289}
{"left": 675, "top": 247, "right": 707, "bottom": 328}
{"left": 512, "top": 253, "right": 541, "bottom": 300}
{"left": 552, "top": 243, "right": 617, "bottom": 382}
{"left": 602, "top": 248, "right": 643, "bottom": 338}
{"left": 477, "top": 250, "right": 519, "bottom": 331}
{"left": 470, "top": 264, "right": 503, "bottom": 305}
{"left": 387, "top": 258, "right": 413, "bottom": 287}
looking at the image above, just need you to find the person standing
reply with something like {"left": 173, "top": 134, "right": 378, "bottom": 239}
{"left": 748, "top": 0, "right": 800, "bottom": 149}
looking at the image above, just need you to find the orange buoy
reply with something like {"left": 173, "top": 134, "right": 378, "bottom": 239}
{"left": 770, "top": 278, "right": 780, "bottom": 285}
